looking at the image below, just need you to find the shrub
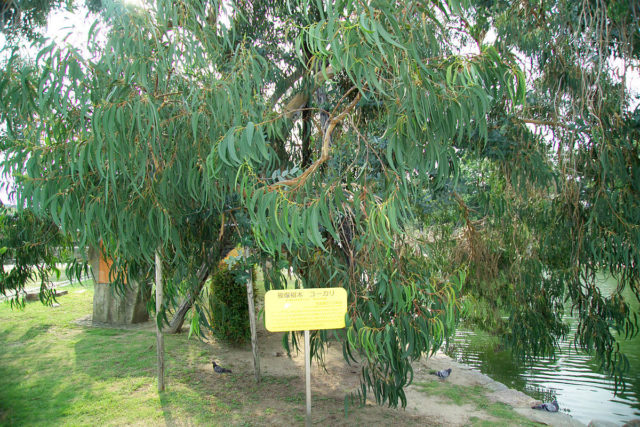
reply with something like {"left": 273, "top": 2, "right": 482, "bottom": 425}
{"left": 207, "top": 266, "right": 255, "bottom": 344}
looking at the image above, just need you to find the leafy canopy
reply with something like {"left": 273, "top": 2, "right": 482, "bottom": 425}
{"left": 425, "top": 0, "right": 640, "bottom": 384}
{"left": 8, "top": 0, "right": 638, "bottom": 407}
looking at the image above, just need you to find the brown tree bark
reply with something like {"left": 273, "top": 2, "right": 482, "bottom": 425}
{"left": 165, "top": 241, "right": 235, "bottom": 334}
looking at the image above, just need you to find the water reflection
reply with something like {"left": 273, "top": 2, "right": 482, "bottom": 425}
{"left": 447, "top": 274, "right": 640, "bottom": 425}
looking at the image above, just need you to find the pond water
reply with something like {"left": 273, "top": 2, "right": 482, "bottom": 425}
{"left": 447, "top": 274, "right": 640, "bottom": 425}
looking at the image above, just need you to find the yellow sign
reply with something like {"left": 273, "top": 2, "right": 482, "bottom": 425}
{"left": 265, "top": 288, "right": 348, "bottom": 332}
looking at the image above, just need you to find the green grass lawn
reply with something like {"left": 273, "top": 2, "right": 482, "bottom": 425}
{"left": 0, "top": 281, "right": 428, "bottom": 426}
{"left": 0, "top": 282, "right": 233, "bottom": 426}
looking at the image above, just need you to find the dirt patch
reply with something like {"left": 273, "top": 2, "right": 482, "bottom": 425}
{"left": 193, "top": 367, "right": 428, "bottom": 426}
{"left": 73, "top": 312, "right": 584, "bottom": 426}
{"left": 191, "top": 328, "right": 427, "bottom": 425}
{"left": 193, "top": 321, "right": 585, "bottom": 426}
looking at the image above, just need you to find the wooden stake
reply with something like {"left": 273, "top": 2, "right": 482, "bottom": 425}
{"left": 155, "top": 250, "right": 165, "bottom": 392}
{"left": 245, "top": 249, "right": 261, "bottom": 383}
{"left": 305, "top": 329, "right": 311, "bottom": 427}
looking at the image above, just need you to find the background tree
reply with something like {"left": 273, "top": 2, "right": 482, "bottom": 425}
{"left": 422, "top": 0, "right": 640, "bottom": 381}
{"left": 0, "top": 0, "right": 102, "bottom": 307}
{"left": 0, "top": 205, "right": 86, "bottom": 306}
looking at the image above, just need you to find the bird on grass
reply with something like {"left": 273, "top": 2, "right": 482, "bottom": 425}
{"left": 531, "top": 400, "right": 559, "bottom": 412}
{"left": 432, "top": 368, "right": 452, "bottom": 379}
{"left": 212, "top": 361, "right": 232, "bottom": 374}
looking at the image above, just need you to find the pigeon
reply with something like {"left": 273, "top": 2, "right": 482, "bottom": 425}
{"left": 212, "top": 361, "right": 232, "bottom": 374}
{"left": 432, "top": 368, "right": 452, "bottom": 379}
{"left": 531, "top": 400, "right": 559, "bottom": 412}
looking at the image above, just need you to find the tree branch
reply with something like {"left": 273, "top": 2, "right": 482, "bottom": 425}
{"left": 268, "top": 67, "right": 305, "bottom": 108}
{"left": 282, "top": 66, "right": 335, "bottom": 119}
{"left": 518, "top": 117, "right": 573, "bottom": 130}
{"left": 271, "top": 89, "right": 361, "bottom": 191}
{"left": 165, "top": 260, "right": 210, "bottom": 334}
{"left": 166, "top": 236, "right": 235, "bottom": 334}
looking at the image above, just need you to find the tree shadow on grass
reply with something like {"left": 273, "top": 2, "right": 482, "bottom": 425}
{"left": 0, "top": 321, "right": 205, "bottom": 425}
{"left": 158, "top": 391, "right": 176, "bottom": 425}
{"left": 0, "top": 328, "right": 10, "bottom": 345}
{"left": 0, "top": 326, "right": 159, "bottom": 425}
{"left": 72, "top": 327, "right": 218, "bottom": 424}
{"left": 18, "top": 323, "right": 53, "bottom": 341}
{"left": 74, "top": 328, "right": 157, "bottom": 380}
{"left": 0, "top": 326, "right": 89, "bottom": 425}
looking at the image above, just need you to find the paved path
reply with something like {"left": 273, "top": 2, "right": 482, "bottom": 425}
{"left": 0, "top": 276, "right": 92, "bottom": 302}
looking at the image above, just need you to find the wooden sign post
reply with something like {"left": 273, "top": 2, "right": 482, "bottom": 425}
{"left": 265, "top": 288, "right": 347, "bottom": 426}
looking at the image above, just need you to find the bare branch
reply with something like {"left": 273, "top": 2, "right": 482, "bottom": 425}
{"left": 518, "top": 117, "right": 573, "bottom": 130}
{"left": 270, "top": 89, "right": 361, "bottom": 191}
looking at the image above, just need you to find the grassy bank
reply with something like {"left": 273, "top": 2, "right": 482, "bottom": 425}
{"left": 414, "top": 381, "right": 537, "bottom": 427}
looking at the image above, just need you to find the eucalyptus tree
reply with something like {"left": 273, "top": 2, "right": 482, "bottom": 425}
{"left": 424, "top": 0, "right": 640, "bottom": 382}
{"left": 1, "top": 0, "right": 524, "bottom": 406}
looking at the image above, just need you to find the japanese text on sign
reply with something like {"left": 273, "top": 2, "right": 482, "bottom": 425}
{"left": 264, "top": 288, "right": 347, "bottom": 332}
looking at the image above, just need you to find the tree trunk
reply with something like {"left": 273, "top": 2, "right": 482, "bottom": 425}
{"left": 165, "top": 243, "right": 234, "bottom": 334}
{"left": 165, "top": 261, "right": 210, "bottom": 334}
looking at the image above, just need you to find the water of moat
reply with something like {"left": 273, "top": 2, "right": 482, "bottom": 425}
{"left": 447, "top": 273, "right": 640, "bottom": 425}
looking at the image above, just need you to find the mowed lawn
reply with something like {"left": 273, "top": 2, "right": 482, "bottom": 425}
{"left": 0, "top": 283, "right": 237, "bottom": 426}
